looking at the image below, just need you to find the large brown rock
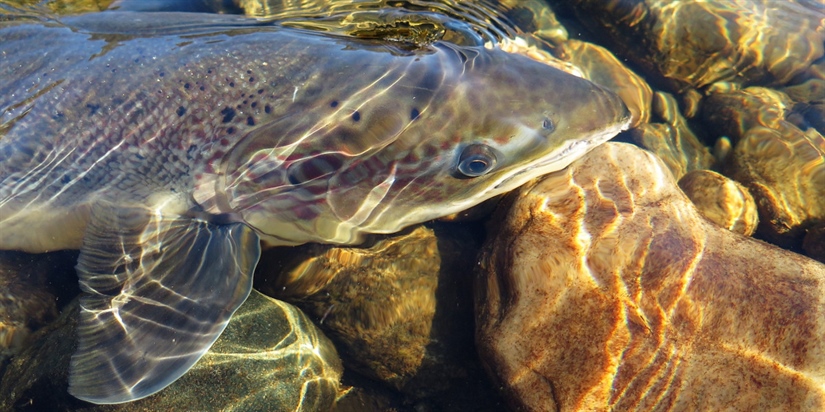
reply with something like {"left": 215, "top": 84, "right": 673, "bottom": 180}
{"left": 476, "top": 142, "right": 825, "bottom": 411}
{"left": 257, "top": 224, "right": 504, "bottom": 409}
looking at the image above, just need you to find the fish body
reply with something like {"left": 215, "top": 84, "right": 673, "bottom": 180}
{"left": 0, "top": 11, "right": 630, "bottom": 404}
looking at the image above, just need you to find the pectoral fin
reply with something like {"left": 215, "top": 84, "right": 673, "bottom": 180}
{"left": 68, "top": 204, "right": 260, "bottom": 404}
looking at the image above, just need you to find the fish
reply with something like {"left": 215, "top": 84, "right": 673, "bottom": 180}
{"left": 0, "top": 10, "right": 630, "bottom": 404}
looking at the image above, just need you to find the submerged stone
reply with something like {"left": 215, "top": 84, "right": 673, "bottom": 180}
{"left": 549, "top": 0, "right": 825, "bottom": 91}
{"left": 678, "top": 169, "right": 758, "bottom": 236}
{"left": 631, "top": 92, "right": 714, "bottom": 179}
{"left": 0, "top": 251, "right": 65, "bottom": 358}
{"left": 477, "top": 142, "right": 825, "bottom": 411}
{"left": 0, "top": 290, "right": 343, "bottom": 411}
{"left": 257, "top": 224, "right": 502, "bottom": 408}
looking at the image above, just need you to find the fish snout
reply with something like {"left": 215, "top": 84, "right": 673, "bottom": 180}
{"left": 564, "top": 82, "right": 632, "bottom": 137}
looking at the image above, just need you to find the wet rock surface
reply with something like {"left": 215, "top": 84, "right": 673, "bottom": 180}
{"left": 477, "top": 142, "right": 825, "bottom": 411}
{"left": 549, "top": 0, "right": 825, "bottom": 91}
{"left": 678, "top": 169, "right": 758, "bottom": 236}
{"left": 702, "top": 87, "right": 825, "bottom": 249}
{"left": 0, "top": 290, "right": 343, "bottom": 411}
{"left": 257, "top": 224, "right": 505, "bottom": 410}
{"left": 630, "top": 91, "right": 715, "bottom": 180}
{"left": 0, "top": 251, "right": 76, "bottom": 359}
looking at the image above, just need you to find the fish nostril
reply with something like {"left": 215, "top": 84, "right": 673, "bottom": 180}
{"left": 619, "top": 102, "right": 632, "bottom": 123}
{"left": 541, "top": 117, "right": 555, "bottom": 133}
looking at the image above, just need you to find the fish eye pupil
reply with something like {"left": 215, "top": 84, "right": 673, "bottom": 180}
{"left": 467, "top": 158, "right": 489, "bottom": 173}
{"left": 456, "top": 144, "right": 497, "bottom": 178}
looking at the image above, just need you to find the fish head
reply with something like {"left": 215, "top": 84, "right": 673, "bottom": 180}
{"left": 219, "top": 42, "right": 631, "bottom": 245}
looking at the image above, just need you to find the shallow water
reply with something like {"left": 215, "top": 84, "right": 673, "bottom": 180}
{"left": 1, "top": 0, "right": 824, "bottom": 410}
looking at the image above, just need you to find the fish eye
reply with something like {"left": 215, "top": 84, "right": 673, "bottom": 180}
{"left": 456, "top": 144, "right": 497, "bottom": 178}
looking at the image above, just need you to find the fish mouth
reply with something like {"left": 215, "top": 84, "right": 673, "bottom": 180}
{"left": 493, "top": 118, "right": 630, "bottom": 190}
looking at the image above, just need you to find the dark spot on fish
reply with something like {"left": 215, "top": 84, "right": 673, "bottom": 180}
{"left": 159, "top": 72, "right": 165, "bottom": 77}
{"left": 247, "top": 116, "right": 255, "bottom": 126}
{"left": 221, "top": 107, "right": 236, "bottom": 123}
{"left": 135, "top": 153, "right": 145, "bottom": 160}
{"left": 251, "top": 102, "right": 258, "bottom": 108}
{"left": 229, "top": 82, "right": 235, "bottom": 88}
{"left": 249, "top": 77, "right": 255, "bottom": 83}
{"left": 207, "top": 69, "right": 212, "bottom": 74}
{"left": 86, "top": 104, "right": 100, "bottom": 116}
{"left": 410, "top": 108, "right": 420, "bottom": 121}
{"left": 187, "top": 145, "right": 197, "bottom": 160}
{"left": 176, "top": 106, "right": 186, "bottom": 117}
{"left": 184, "top": 83, "right": 191, "bottom": 89}
{"left": 352, "top": 111, "right": 361, "bottom": 122}
{"left": 227, "top": 127, "right": 236, "bottom": 134}
{"left": 134, "top": 58, "right": 139, "bottom": 63}
{"left": 257, "top": 89, "right": 264, "bottom": 94}
{"left": 61, "top": 175, "right": 71, "bottom": 184}
{"left": 330, "top": 100, "right": 339, "bottom": 108}
{"left": 200, "top": 86, "right": 205, "bottom": 91}
{"left": 265, "top": 105, "right": 272, "bottom": 114}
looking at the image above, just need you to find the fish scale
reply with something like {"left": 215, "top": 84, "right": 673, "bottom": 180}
{"left": 0, "top": 10, "right": 631, "bottom": 404}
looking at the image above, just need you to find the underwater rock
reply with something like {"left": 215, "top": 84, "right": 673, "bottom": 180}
{"left": 630, "top": 92, "right": 714, "bottom": 179}
{"left": 702, "top": 86, "right": 794, "bottom": 146}
{"left": 549, "top": 0, "right": 825, "bottom": 91}
{"left": 498, "top": 0, "right": 568, "bottom": 46}
{"left": 0, "top": 251, "right": 70, "bottom": 358}
{"left": 703, "top": 87, "right": 825, "bottom": 249}
{"left": 804, "top": 224, "right": 825, "bottom": 265}
{"left": 0, "top": 290, "right": 343, "bottom": 411}
{"left": 257, "top": 225, "right": 500, "bottom": 407}
{"left": 476, "top": 142, "right": 825, "bottom": 411}
{"left": 678, "top": 169, "right": 758, "bottom": 236}
{"left": 726, "top": 125, "right": 825, "bottom": 249}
